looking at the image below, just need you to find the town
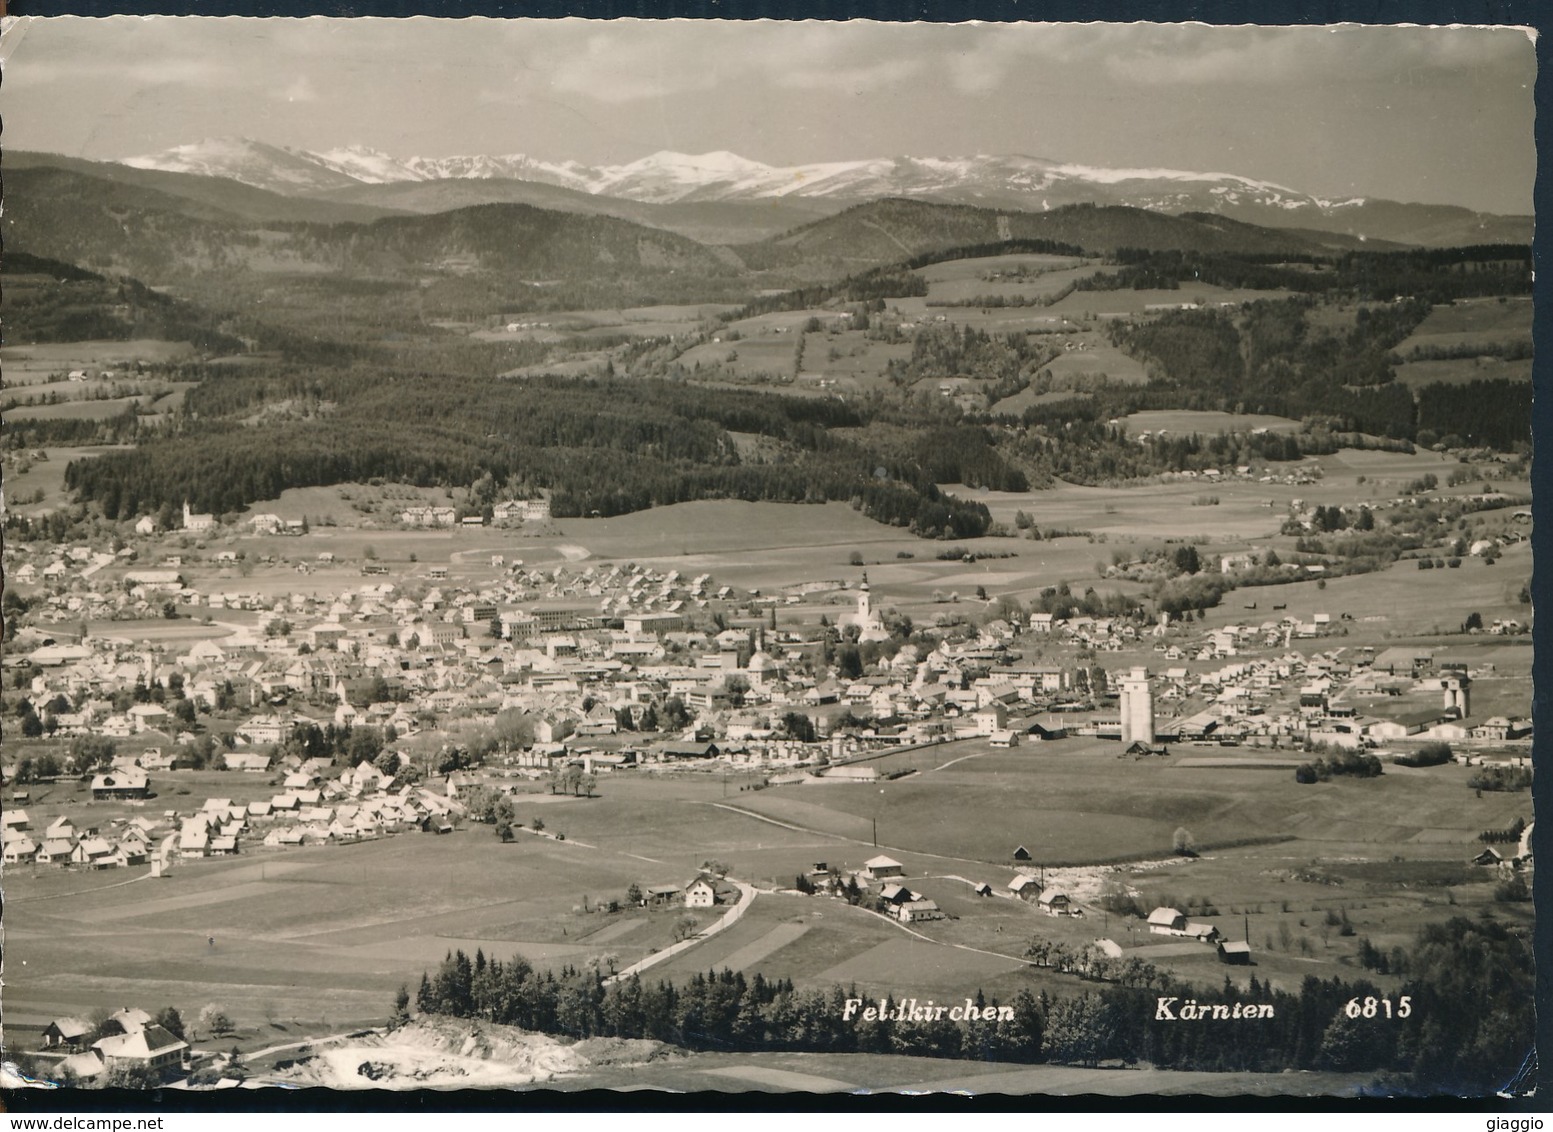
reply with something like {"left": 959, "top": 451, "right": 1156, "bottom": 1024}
{"left": 2, "top": 459, "right": 1534, "bottom": 1088}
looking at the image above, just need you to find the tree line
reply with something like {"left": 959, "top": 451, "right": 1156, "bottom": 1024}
{"left": 402, "top": 910, "right": 1529, "bottom": 1094}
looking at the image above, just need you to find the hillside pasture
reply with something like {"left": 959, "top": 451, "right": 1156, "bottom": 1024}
{"left": 1191, "top": 541, "right": 1532, "bottom": 641}
{"left": 943, "top": 476, "right": 1291, "bottom": 542}
{"left": 1394, "top": 356, "right": 1532, "bottom": 390}
{"left": 795, "top": 330, "right": 911, "bottom": 392}
{"left": 475, "top": 303, "right": 735, "bottom": 344}
{"left": 675, "top": 334, "right": 798, "bottom": 382}
{"left": 0, "top": 339, "right": 198, "bottom": 383}
{"left": 1044, "top": 286, "right": 1287, "bottom": 318}
{"left": 917, "top": 257, "right": 1100, "bottom": 305}
{"left": 1393, "top": 296, "right": 1532, "bottom": 358}
{"left": 1118, "top": 410, "right": 1303, "bottom": 436}
{"left": 733, "top": 738, "right": 1526, "bottom": 866}
{"left": 990, "top": 387, "right": 1094, "bottom": 416}
{"left": 1038, "top": 340, "right": 1150, "bottom": 387}
{"left": 4, "top": 445, "right": 131, "bottom": 515}
{"left": 7, "top": 396, "right": 144, "bottom": 421}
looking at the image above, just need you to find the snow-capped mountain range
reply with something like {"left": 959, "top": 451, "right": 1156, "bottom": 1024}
{"left": 124, "top": 137, "right": 1362, "bottom": 215}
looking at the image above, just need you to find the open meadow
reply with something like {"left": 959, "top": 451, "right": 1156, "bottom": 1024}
{"left": 7, "top": 724, "right": 1526, "bottom": 1059}
{"left": 1393, "top": 295, "right": 1532, "bottom": 356}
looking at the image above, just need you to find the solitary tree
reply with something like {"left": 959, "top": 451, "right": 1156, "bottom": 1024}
{"left": 199, "top": 1003, "right": 234, "bottom": 1037}
{"left": 154, "top": 1006, "right": 186, "bottom": 1041}
{"left": 1172, "top": 827, "right": 1197, "bottom": 856}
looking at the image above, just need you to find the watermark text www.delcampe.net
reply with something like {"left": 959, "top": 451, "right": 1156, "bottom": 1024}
{"left": 10, "top": 1120, "right": 165, "bottom": 1131}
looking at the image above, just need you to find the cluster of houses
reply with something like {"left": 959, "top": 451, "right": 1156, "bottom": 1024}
{"left": 7, "top": 510, "right": 1532, "bottom": 851}
{"left": 3, "top": 753, "right": 471, "bottom": 870}
{"left": 397, "top": 499, "right": 550, "bottom": 528}
{"left": 2, "top": 804, "right": 156, "bottom": 870}
{"left": 8, "top": 547, "right": 1531, "bottom": 817}
{"left": 42, "top": 1007, "right": 190, "bottom": 1082}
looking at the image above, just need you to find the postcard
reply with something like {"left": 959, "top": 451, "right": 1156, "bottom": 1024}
{"left": 0, "top": 13, "right": 1538, "bottom": 1105}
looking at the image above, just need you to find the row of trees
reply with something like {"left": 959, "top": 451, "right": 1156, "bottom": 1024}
{"left": 400, "top": 910, "right": 1530, "bottom": 1092}
{"left": 1295, "top": 750, "right": 1385, "bottom": 783}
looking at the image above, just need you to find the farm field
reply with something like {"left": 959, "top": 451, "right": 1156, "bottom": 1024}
{"left": 0, "top": 339, "right": 198, "bottom": 380}
{"left": 556, "top": 1046, "right": 1379, "bottom": 1095}
{"left": 3, "top": 445, "right": 133, "bottom": 516}
{"left": 943, "top": 476, "right": 1292, "bottom": 544}
{"left": 917, "top": 256, "right": 1099, "bottom": 304}
{"left": 1393, "top": 295, "right": 1532, "bottom": 356}
{"left": 729, "top": 738, "right": 1528, "bottom": 866}
{"left": 1189, "top": 541, "right": 1532, "bottom": 641}
{"left": 12, "top": 747, "right": 1519, "bottom": 1066}
{"left": 1044, "top": 285, "right": 1288, "bottom": 318}
{"left": 1118, "top": 410, "right": 1303, "bottom": 436}
{"left": 794, "top": 330, "right": 912, "bottom": 392}
{"left": 1394, "top": 356, "right": 1533, "bottom": 390}
{"left": 474, "top": 303, "right": 736, "bottom": 343}
{"left": 1038, "top": 340, "right": 1150, "bottom": 386}
{"left": 7, "top": 396, "right": 145, "bottom": 421}
{"left": 672, "top": 335, "right": 798, "bottom": 382}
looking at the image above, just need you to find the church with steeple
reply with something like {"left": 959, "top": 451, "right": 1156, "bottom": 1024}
{"left": 840, "top": 574, "right": 890, "bottom": 642}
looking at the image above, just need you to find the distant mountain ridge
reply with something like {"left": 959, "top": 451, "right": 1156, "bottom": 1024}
{"left": 120, "top": 137, "right": 1530, "bottom": 248}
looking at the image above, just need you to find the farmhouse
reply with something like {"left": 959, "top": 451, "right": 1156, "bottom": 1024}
{"left": 645, "top": 884, "right": 682, "bottom": 907}
{"left": 897, "top": 898, "right": 945, "bottom": 923}
{"left": 1147, "top": 906, "right": 1220, "bottom": 941}
{"left": 1008, "top": 875, "right": 1041, "bottom": 901}
{"left": 91, "top": 768, "right": 149, "bottom": 800}
{"left": 42, "top": 1017, "right": 93, "bottom": 1051}
{"left": 3, "top": 837, "right": 40, "bottom": 864}
{"left": 92, "top": 1023, "right": 189, "bottom": 1079}
{"left": 864, "top": 855, "right": 905, "bottom": 880}
{"left": 1037, "top": 890, "right": 1074, "bottom": 916}
{"left": 1217, "top": 940, "right": 1254, "bottom": 965}
{"left": 685, "top": 878, "right": 718, "bottom": 908}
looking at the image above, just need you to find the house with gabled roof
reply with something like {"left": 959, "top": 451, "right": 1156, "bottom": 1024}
{"left": 685, "top": 878, "right": 718, "bottom": 908}
{"left": 39, "top": 837, "right": 75, "bottom": 865}
{"left": 1037, "top": 890, "right": 1074, "bottom": 916}
{"left": 864, "top": 854, "right": 905, "bottom": 879}
{"left": 93, "top": 1023, "right": 188, "bottom": 1078}
{"left": 42, "top": 1017, "right": 93, "bottom": 1051}
{"left": 71, "top": 837, "right": 117, "bottom": 868}
{"left": 3, "top": 836, "right": 39, "bottom": 865}
{"left": 91, "top": 767, "right": 149, "bottom": 800}
{"left": 178, "top": 828, "right": 209, "bottom": 858}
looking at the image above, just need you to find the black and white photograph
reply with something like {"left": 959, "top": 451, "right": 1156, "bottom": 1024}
{"left": 0, "top": 12, "right": 1540, "bottom": 1104}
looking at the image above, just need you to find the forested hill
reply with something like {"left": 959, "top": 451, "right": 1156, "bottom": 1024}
{"left": 735, "top": 198, "right": 1383, "bottom": 275}
{"left": 61, "top": 372, "right": 1008, "bottom": 540}
{"left": 3, "top": 166, "right": 741, "bottom": 287}
{"left": 5, "top": 151, "right": 404, "bottom": 225}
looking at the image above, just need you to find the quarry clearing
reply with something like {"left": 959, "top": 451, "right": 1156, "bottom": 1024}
{"left": 269, "top": 1018, "right": 670, "bottom": 1090}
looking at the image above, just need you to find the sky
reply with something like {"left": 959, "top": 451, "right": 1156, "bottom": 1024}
{"left": 0, "top": 16, "right": 1537, "bottom": 213}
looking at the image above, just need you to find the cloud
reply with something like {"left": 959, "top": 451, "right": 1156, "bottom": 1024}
{"left": 1101, "top": 24, "right": 1533, "bottom": 87}
{"left": 537, "top": 19, "right": 932, "bottom": 103}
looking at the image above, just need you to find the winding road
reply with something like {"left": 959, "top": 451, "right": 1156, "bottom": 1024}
{"left": 602, "top": 880, "right": 757, "bottom": 985}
